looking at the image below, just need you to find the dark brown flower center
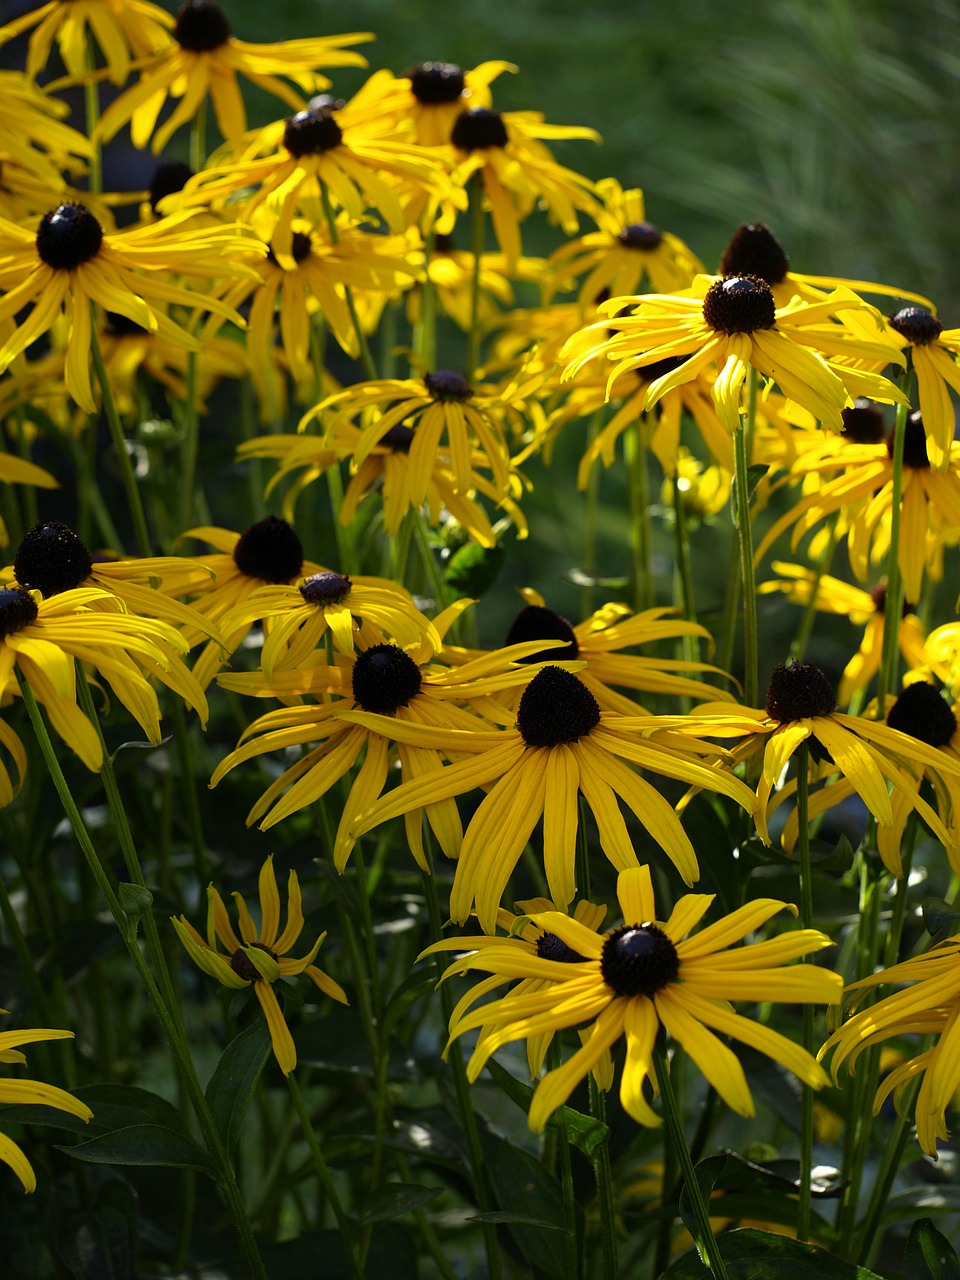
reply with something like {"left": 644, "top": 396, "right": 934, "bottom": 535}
{"left": 267, "top": 231, "right": 312, "bottom": 267}
{"left": 889, "top": 306, "right": 943, "bottom": 347}
{"left": 702, "top": 275, "right": 776, "bottom": 334}
{"left": 451, "top": 108, "right": 508, "bottom": 151}
{"left": 232, "top": 516, "right": 304, "bottom": 583}
{"left": 765, "top": 661, "right": 837, "bottom": 722}
{"left": 433, "top": 233, "right": 456, "bottom": 254}
{"left": 719, "top": 224, "right": 790, "bottom": 286}
{"left": 14, "top": 522, "right": 93, "bottom": 596}
{"left": 380, "top": 423, "right": 415, "bottom": 453}
{"left": 887, "top": 681, "right": 957, "bottom": 748}
{"left": 888, "top": 411, "right": 930, "bottom": 470}
{"left": 505, "top": 604, "right": 579, "bottom": 663}
{"left": 408, "top": 62, "right": 465, "bottom": 104}
{"left": 300, "top": 571, "right": 352, "bottom": 606}
{"left": 618, "top": 222, "right": 662, "bottom": 251}
{"left": 868, "top": 581, "right": 914, "bottom": 617}
{"left": 424, "top": 370, "right": 472, "bottom": 402}
{"left": 600, "top": 924, "right": 679, "bottom": 997}
{"left": 0, "top": 587, "right": 39, "bottom": 639}
{"left": 149, "top": 160, "right": 193, "bottom": 214}
{"left": 516, "top": 667, "right": 600, "bottom": 747}
{"left": 283, "top": 103, "right": 343, "bottom": 157}
{"left": 351, "top": 644, "right": 422, "bottom": 714}
{"left": 536, "top": 932, "right": 586, "bottom": 963}
{"left": 36, "top": 203, "right": 103, "bottom": 270}
{"left": 175, "top": 0, "right": 230, "bottom": 50}
{"left": 230, "top": 941, "right": 277, "bottom": 983}
{"left": 841, "top": 400, "right": 886, "bottom": 444}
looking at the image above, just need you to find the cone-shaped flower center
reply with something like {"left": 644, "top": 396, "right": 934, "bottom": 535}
{"left": 409, "top": 61, "right": 465, "bottom": 104}
{"left": 841, "top": 400, "right": 886, "bottom": 443}
{"left": 268, "top": 231, "right": 312, "bottom": 267}
{"left": 351, "top": 644, "right": 422, "bottom": 714}
{"left": 175, "top": 0, "right": 230, "bottom": 50}
{"left": 284, "top": 103, "right": 343, "bottom": 157}
{"left": 516, "top": 667, "right": 601, "bottom": 747}
{"left": 889, "top": 411, "right": 930, "bottom": 470}
{"left": 425, "top": 369, "right": 472, "bottom": 402}
{"left": 889, "top": 306, "right": 943, "bottom": 347}
{"left": 451, "top": 107, "right": 508, "bottom": 150}
{"left": 230, "top": 941, "right": 277, "bottom": 983}
{"left": 618, "top": 222, "right": 662, "bottom": 250}
{"left": 887, "top": 681, "right": 957, "bottom": 748}
{"left": 719, "top": 223, "right": 790, "bottom": 285}
{"left": 536, "top": 932, "right": 587, "bottom": 964}
{"left": 702, "top": 275, "right": 776, "bottom": 334}
{"left": 381, "top": 423, "right": 415, "bottom": 453}
{"left": 601, "top": 923, "right": 679, "bottom": 997}
{"left": 300, "top": 570, "right": 352, "bottom": 606}
{"left": 0, "top": 587, "right": 39, "bottom": 639}
{"left": 14, "top": 522, "right": 93, "bottom": 596}
{"left": 36, "top": 203, "right": 103, "bottom": 270}
{"left": 765, "top": 661, "right": 837, "bottom": 722}
{"left": 505, "top": 604, "right": 580, "bottom": 663}
{"left": 232, "top": 516, "right": 304, "bottom": 583}
{"left": 149, "top": 160, "right": 193, "bottom": 214}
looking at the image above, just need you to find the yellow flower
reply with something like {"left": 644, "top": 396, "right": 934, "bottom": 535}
{"left": 366, "top": 61, "right": 516, "bottom": 147}
{"left": 0, "top": 0, "right": 175, "bottom": 86}
{"left": 95, "top": 0, "right": 371, "bottom": 152}
{"left": 660, "top": 448, "right": 731, "bottom": 520}
{"left": 886, "top": 305, "right": 960, "bottom": 472}
{"left": 435, "top": 865, "right": 840, "bottom": 1130}
{"left": 172, "top": 855, "right": 347, "bottom": 1076}
{"left": 0, "top": 70, "right": 91, "bottom": 195}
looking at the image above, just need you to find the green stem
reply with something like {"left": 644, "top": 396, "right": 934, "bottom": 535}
{"left": 796, "top": 741, "right": 814, "bottom": 1243}
{"left": 733, "top": 369, "right": 759, "bottom": 710}
{"left": 412, "top": 511, "right": 448, "bottom": 610}
{"left": 547, "top": 1045, "right": 580, "bottom": 1280}
{"left": 466, "top": 174, "right": 485, "bottom": 382}
{"left": 716, "top": 538, "right": 741, "bottom": 681}
{"left": 789, "top": 523, "right": 838, "bottom": 666}
{"left": 581, "top": 408, "right": 606, "bottom": 619}
{"left": 414, "top": 230, "right": 438, "bottom": 375}
{"left": 178, "top": 351, "right": 200, "bottom": 534}
{"left": 319, "top": 184, "right": 378, "bottom": 380}
{"left": 589, "top": 1079, "right": 619, "bottom": 1280}
{"left": 877, "top": 397, "right": 909, "bottom": 713}
{"left": 625, "top": 427, "right": 653, "bottom": 612}
{"left": 89, "top": 314, "right": 151, "bottom": 556}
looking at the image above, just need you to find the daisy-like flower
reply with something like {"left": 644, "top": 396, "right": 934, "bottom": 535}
{"left": 448, "top": 107, "right": 600, "bottom": 269}
{"left": 561, "top": 273, "right": 906, "bottom": 436}
{"left": 547, "top": 178, "right": 703, "bottom": 306}
{"left": 0, "top": 202, "right": 259, "bottom": 413}
{"left": 886, "top": 305, "right": 960, "bottom": 471}
{"left": 0, "top": 1020, "right": 92, "bottom": 1191}
{"left": 435, "top": 865, "right": 840, "bottom": 1130}
{"left": 371, "top": 61, "right": 516, "bottom": 147}
{"left": 0, "top": 0, "right": 175, "bottom": 86}
{"left": 95, "top": 0, "right": 371, "bottom": 152}
{"left": 0, "top": 584, "right": 207, "bottom": 771}
{"left": 758, "top": 564, "right": 926, "bottom": 705}
{"left": 408, "top": 233, "right": 543, "bottom": 334}
{"left": 820, "top": 931, "right": 960, "bottom": 1157}
{"left": 350, "top": 664, "right": 757, "bottom": 931}
{"left": 172, "top": 855, "right": 347, "bottom": 1076}
{"left": 660, "top": 448, "right": 731, "bottom": 521}
{"left": 0, "top": 71, "right": 91, "bottom": 195}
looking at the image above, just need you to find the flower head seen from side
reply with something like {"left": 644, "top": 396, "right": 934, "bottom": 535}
{"left": 376, "top": 61, "right": 516, "bottom": 147}
{"left": 821, "top": 933, "right": 960, "bottom": 1158}
{"left": 172, "top": 855, "right": 347, "bottom": 1076}
{"left": 436, "top": 865, "right": 840, "bottom": 1131}
{"left": 886, "top": 305, "right": 960, "bottom": 472}
{"left": 0, "top": 1019, "right": 92, "bottom": 1191}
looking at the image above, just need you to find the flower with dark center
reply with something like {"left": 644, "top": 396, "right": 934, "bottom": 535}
{"left": 516, "top": 666, "right": 601, "bottom": 747}
{"left": 300, "top": 571, "right": 352, "bottom": 606}
{"left": 600, "top": 923, "right": 679, "bottom": 997}
{"left": 424, "top": 369, "right": 472, "bottom": 402}
{"left": 232, "top": 516, "right": 304, "bottom": 583}
{"left": 889, "top": 306, "right": 943, "bottom": 347}
{"left": 618, "top": 222, "right": 662, "bottom": 251}
{"left": 408, "top": 61, "right": 465, "bottom": 104}
{"left": 702, "top": 274, "right": 777, "bottom": 334}
{"left": 283, "top": 103, "right": 343, "bottom": 157}
{"left": 351, "top": 644, "right": 422, "bottom": 714}
{"left": 14, "top": 522, "right": 92, "bottom": 597}
{"left": 174, "top": 0, "right": 231, "bottom": 51}
{"left": 887, "top": 682, "right": 957, "bottom": 748}
{"left": 536, "top": 932, "right": 587, "bottom": 964}
{"left": 0, "top": 587, "right": 39, "bottom": 640}
{"left": 765, "top": 661, "right": 837, "bottom": 722}
{"left": 380, "top": 423, "right": 415, "bottom": 453}
{"left": 35, "top": 203, "right": 103, "bottom": 271}
{"left": 230, "top": 941, "right": 277, "bottom": 982}
{"left": 841, "top": 400, "right": 886, "bottom": 443}
{"left": 451, "top": 107, "right": 508, "bottom": 150}
{"left": 718, "top": 223, "right": 790, "bottom": 286}
{"left": 504, "top": 604, "right": 579, "bottom": 663}
{"left": 149, "top": 160, "right": 193, "bottom": 215}
{"left": 889, "top": 411, "right": 930, "bottom": 470}
{"left": 267, "top": 231, "right": 312, "bottom": 268}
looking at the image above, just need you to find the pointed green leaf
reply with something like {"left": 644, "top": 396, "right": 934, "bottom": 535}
{"left": 906, "top": 1218, "right": 960, "bottom": 1280}
{"left": 58, "top": 1123, "right": 215, "bottom": 1178}
{"left": 206, "top": 1020, "right": 271, "bottom": 1156}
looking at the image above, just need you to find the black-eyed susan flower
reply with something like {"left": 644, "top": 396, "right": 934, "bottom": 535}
{"left": 821, "top": 932, "right": 960, "bottom": 1157}
{"left": 350, "top": 664, "right": 757, "bottom": 930}
{"left": 370, "top": 61, "right": 516, "bottom": 147}
{"left": 435, "top": 865, "right": 840, "bottom": 1130}
{"left": 95, "top": 0, "right": 371, "bottom": 153}
{"left": 172, "top": 854, "right": 347, "bottom": 1076}
{"left": 0, "top": 202, "right": 258, "bottom": 413}
{"left": 886, "top": 305, "right": 960, "bottom": 472}
{"left": 561, "top": 274, "right": 905, "bottom": 435}
{"left": 408, "top": 233, "right": 542, "bottom": 334}
{"left": 0, "top": 1020, "right": 92, "bottom": 1191}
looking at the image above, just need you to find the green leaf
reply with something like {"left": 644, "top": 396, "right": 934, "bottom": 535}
{"left": 2, "top": 1083, "right": 189, "bottom": 1136}
{"left": 58, "top": 1123, "right": 215, "bottom": 1178}
{"left": 662, "top": 1227, "right": 886, "bottom": 1278}
{"left": 360, "top": 1182, "right": 441, "bottom": 1224}
{"left": 117, "top": 882, "right": 153, "bottom": 938}
{"left": 444, "top": 540, "right": 506, "bottom": 597}
{"left": 261, "top": 1227, "right": 418, "bottom": 1280}
{"left": 922, "top": 897, "right": 960, "bottom": 939}
{"left": 678, "top": 1153, "right": 727, "bottom": 1259}
{"left": 484, "top": 1057, "right": 609, "bottom": 1157}
{"left": 490, "top": 1135, "right": 568, "bottom": 1275}
{"left": 54, "top": 1178, "right": 138, "bottom": 1280}
{"left": 109, "top": 735, "right": 172, "bottom": 764}
{"left": 469, "top": 1211, "right": 565, "bottom": 1229}
{"left": 906, "top": 1219, "right": 960, "bottom": 1280}
{"left": 205, "top": 1020, "right": 271, "bottom": 1156}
